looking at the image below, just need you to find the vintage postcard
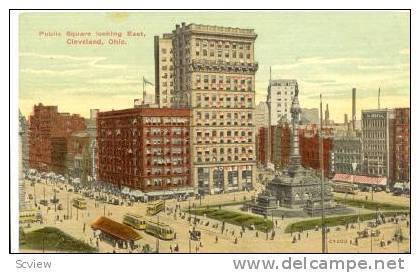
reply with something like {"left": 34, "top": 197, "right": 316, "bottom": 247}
{"left": 14, "top": 10, "right": 410, "bottom": 255}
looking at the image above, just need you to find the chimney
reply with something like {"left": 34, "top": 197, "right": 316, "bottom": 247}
{"left": 352, "top": 88, "right": 356, "bottom": 131}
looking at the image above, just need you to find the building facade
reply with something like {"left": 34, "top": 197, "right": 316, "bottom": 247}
{"left": 393, "top": 108, "right": 410, "bottom": 183}
{"left": 271, "top": 121, "right": 291, "bottom": 170}
{"left": 361, "top": 109, "right": 395, "bottom": 184}
{"left": 267, "top": 79, "right": 298, "bottom": 125}
{"left": 168, "top": 23, "right": 258, "bottom": 194}
{"left": 154, "top": 34, "right": 175, "bottom": 108}
{"left": 96, "top": 107, "right": 192, "bottom": 193}
{"left": 28, "top": 103, "right": 86, "bottom": 174}
{"left": 330, "top": 132, "right": 363, "bottom": 176}
{"left": 299, "top": 124, "right": 334, "bottom": 176}
{"left": 301, "top": 108, "right": 319, "bottom": 125}
{"left": 254, "top": 101, "right": 269, "bottom": 129}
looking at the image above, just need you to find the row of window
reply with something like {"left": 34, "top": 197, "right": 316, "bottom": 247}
{"left": 144, "top": 176, "right": 188, "bottom": 187}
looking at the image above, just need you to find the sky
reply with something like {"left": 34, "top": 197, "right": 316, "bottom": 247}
{"left": 19, "top": 11, "right": 410, "bottom": 122}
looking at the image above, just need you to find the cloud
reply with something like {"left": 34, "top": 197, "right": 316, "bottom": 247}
{"left": 20, "top": 68, "right": 85, "bottom": 76}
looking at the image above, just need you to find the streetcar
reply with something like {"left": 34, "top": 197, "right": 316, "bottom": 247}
{"left": 72, "top": 197, "right": 87, "bottom": 210}
{"left": 122, "top": 213, "right": 146, "bottom": 230}
{"left": 146, "top": 200, "right": 165, "bottom": 216}
{"left": 331, "top": 182, "right": 359, "bottom": 194}
{"left": 145, "top": 220, "right": 174, "bottom": 240}
{"left": 19, "top": 209, "right": 42, "bottom": 224}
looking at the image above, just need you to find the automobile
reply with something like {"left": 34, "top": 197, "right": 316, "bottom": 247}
{"left": 57, "top": 204, "right": 63, "bottom": 210}
{"left": 67, "top": 188, "right": 74, "bottom": 192}
{"left": 50, "top": 197, "right": 59, "bottom": 204}
{"left": 28, "top": 194, "right": 33, "bottom": 200}
{"left": 39, "top": 199, "right": 48, "bottom": 206}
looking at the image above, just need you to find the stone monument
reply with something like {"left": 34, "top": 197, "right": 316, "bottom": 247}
{"left": 250, "top": 85, "right": 345, "bottom": 217}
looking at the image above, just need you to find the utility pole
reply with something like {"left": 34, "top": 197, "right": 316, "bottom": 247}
{"left": 320, "top": 94, "right": 327, "bottom": 253}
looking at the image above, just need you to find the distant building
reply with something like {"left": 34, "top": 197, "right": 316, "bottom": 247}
{"left": 393, "top": 108, "right": 410, "bottom": 183}
{"left": 254, "top": 101, "right": 269, "bottom": 129}
{"left": 301, "top": 108, "right": 319, "bottom": 125}
{"left": 67, "top": 131, "right": 92, "bottom": 184}
{"left": 271, "top": 120, "right": 291, "bottom": 170}
{"left": 19, "top": 111, "right": 29, "bottom": 170}
{"left": 361, "top": 109, "right": 395, "bottom": 184}
{"left": 154, "top": 34, "right": 174, "bottom": 108}
{"left": 256, "top": 127, "right": 268, "bottom": 166}
{"left": 96, "top": 107, "right": 192, "bottom": 195}
{"left": 330, "top": 131, "right": 363, "bottom": 176}
{"left": 299, "top": 124, "right": 334, "bottom": 176}
{"left": 267, "top": 79, "right": 297, "bottom": 125}
{"left": 28, "top": 103, "right": 86, "bottom": 174}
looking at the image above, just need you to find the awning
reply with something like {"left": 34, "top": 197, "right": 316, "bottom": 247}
{"left": 332, "top": 173, "right": 387, "bottom": 186}
{"left": 129, "top": 190, "right": 144, "bottom": 197}
{"left": 91, "top": 216, "right": 141, "bottom": 242}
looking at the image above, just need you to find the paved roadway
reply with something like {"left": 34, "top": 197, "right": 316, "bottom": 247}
{"left": 21, "top": 180, "right": 410, "bottom": 253}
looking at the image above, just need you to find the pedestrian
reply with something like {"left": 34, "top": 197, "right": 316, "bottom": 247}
{"left": 240, "top": 231, "right": 243, "bottom": 238}
{"left": 234, "top": 237, "right": 238, "bottom": 244}
{"left": 83, "top": 223, "right": 86, "bottom": 233}
{"left": 170, "top": 245, "right": 173, "bottom": 253}
{"left": 282, "top": 215, "right": 284, "bottom": 220}
{"left": 298, "top": 233, "right": 301, "bottom": 240}
{"left": 256, "top": 231, "right": 259, "bottom": 238}
{"left": 306, "top": 232, "right": 309, "bottom": 238}
{"left": 215, "top": 236, "right": 218, "bottom": 243}
{"left": 275, "top": 220, "right": 278, "bottom": 227}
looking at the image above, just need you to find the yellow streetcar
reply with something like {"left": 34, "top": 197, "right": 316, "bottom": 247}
{"left": 72, "top": 198, "right": 87, "bottom": 209}
{"left": 122, "top": 213, "right": 146, "bottom": 230}
{"left": 146, "top": 200, "right": 165, "bottom": 216}
{"left": 145, "top": 220, "right": 174, "bottom": 240}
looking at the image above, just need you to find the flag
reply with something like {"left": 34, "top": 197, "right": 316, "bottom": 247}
{"left": 143, "top": 76, "right": 154, "bottom": 86}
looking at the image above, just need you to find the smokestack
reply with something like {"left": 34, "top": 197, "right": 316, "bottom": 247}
{"left": 352, "top": 88, "right": 356, "bottom": 131}
{"left": 378, "top": 87, "right": 381, "bottom": 109}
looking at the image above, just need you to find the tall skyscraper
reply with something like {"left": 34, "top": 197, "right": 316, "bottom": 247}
{"left": 162, "top": 23, "right": 258, "bottom": 194}
{"left": 154, "top": 34, "right": 175, "bottom": 108}
{"left": 267, "top": 79, "right": 298, "bottom": 125}
{"left": 361, "top": 109, "right": 395, "bottom": 184}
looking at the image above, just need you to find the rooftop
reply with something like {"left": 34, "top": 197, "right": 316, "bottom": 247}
{"left": 91, "top": 216, "right": 142, "bottom": 242}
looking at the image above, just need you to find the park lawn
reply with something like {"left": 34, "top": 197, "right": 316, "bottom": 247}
{"left": 189, "top": 207, "right": 273, "bottom": 232}
{"left": 334, "top": 197, "right": 409, "bottom": 211}
{"left": 284, "top": 211, "right": 409, "bottom": 233}
{"left": 20, "top": 227, "right": 97, "bottom": 253}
